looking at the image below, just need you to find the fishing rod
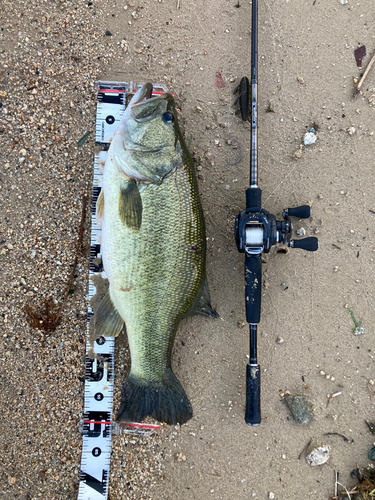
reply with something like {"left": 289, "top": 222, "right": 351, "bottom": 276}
{"left": 234, "top": 0, "right": 318, "bottom": 426}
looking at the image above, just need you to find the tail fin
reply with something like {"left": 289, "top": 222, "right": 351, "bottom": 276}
{"left": 116, "top": 369, "right": 192, "bottom": 425}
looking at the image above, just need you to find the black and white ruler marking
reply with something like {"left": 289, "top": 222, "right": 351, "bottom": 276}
{"left": 78, "top": 81, "right": 167, "bottom": 500}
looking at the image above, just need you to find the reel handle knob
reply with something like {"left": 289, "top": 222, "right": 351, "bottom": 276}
{"left": 289, "top": 237, "right": 318, "bottom": 252}
{"left": 285, "top": 205, "right": 311, "bottom": 219}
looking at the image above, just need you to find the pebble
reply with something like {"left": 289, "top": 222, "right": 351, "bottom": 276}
{"left": 353, "top": 326, "right": 365, "bottom": 336}
{"left": 296, "top": 228, "right": 306, "bottom": 236}
{"left": 284, "top": 394, "right": 313, "bottom": 424}
{"left": 306, "top": 444, "right": 330, "bottom": 466}
{"left": 347, "top": 126, "right": 356, "bottom": 135}
{"left": 269, "top": 493, "right": 275, "bottom": 499}
{"left": 276, "top": 336, "right": 284, "bottom": 344}
{"left": 304, "top": 131, "right": 317, "bottom": 146}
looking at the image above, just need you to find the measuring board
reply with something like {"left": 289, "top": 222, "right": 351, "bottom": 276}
{"left": 78, "top": 81, "right": 168, "bottom": 500}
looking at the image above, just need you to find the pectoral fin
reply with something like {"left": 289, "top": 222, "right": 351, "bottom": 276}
{"left": 187, "top": 279, "right": 218, "bottom": 318}
{"left": 96, "top": 190, "right": 105, "bottom": 222}
{"left": 119, "top": 180, "right": 143, "bottom": 230}
{"left": 94, "top": 292, "right": 124, "bottom": 337}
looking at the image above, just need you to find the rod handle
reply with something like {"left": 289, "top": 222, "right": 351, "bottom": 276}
{"left": 245, "top": 255, "right": 262, "bottom": 324}
{"left": 245, "top": 364, "right": 261, "bottom": 426}
{"left": 285, "top": 205, "right": 311, "bottom": 219}
{"left": 289, "top": 237, "right": 319, "bottom": 252}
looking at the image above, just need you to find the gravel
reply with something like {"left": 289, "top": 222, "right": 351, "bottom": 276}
{"left": 0, "top": 1, "right": 167, "bottom": 498}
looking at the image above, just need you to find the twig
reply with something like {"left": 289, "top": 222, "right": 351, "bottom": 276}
{"left": 335, "top": 471, "right": 338, "bottom": 498}
{"left": 336, "top": 482, "right": 352, "bottom": 500}
{"left": 324, "top": 432, "right": 351, "bottom": 443}
{"left": 330, "top": 492, "right": 358, "bottom": 500}
{"left": 25, "top": 194, "right": 87, "bottom": 331}
{"left": 354, "top": 53, "right": 375, "bottom": 95}
{"left": 298, "top": 438, "right": 313, "bottom": 460}
{"left": 327, "top": 391, "right": 342, "bottom": 407}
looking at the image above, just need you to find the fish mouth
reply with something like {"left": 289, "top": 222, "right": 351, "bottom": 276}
{"left": 132, "top": 83, "right": 154, "bottom": 105}
{"left": 130, "top": 83, "right": 171, "bottom": 120}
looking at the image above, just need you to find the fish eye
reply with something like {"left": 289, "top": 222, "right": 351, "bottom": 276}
{"left": 162, "top": 112, "right": 174, "bottom": 124}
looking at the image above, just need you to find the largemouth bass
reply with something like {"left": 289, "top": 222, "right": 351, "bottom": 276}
{"left": 95, "top": 83, "right": 217, "bottom": 425}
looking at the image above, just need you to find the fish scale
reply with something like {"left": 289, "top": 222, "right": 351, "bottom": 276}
{"left": 105, "top": 166, "right": 205, "bottom": 381}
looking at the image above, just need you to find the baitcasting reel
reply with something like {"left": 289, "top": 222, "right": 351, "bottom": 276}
{"left": 234, "top": 188, "right": 318, "bottom": 257}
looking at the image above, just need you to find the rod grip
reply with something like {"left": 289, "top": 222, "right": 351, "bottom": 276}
{"left": 290, "top": 237, "right": 319, "bottom": 252}
{"left": 245, "top": 364, "right": 261, "bottom": 426}
{"left": 245, "top": 255, "right": 262, "bottom": 324}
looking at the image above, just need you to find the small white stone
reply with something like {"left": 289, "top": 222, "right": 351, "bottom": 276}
{"left": 269, "top": 493, "right": 275, "bottom": 499}
{"left": 306, "top": 444, "right": 330, "bottom": 466}
{"left": 304, "top": 131, "right": 317, "bottom": 146}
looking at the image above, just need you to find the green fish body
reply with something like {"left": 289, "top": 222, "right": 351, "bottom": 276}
{"left": 95, "top": 83, "right": 217, "bottom": 425}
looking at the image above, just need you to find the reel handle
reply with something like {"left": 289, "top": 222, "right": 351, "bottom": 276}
{"left": 285, "top": 205, "right": 311, "bottom": 219}
{"left": 289, "top": 237, "right": 319, "bottom": 252}
{"left": 245, "top": 364, "right": 261, "bottom": 426}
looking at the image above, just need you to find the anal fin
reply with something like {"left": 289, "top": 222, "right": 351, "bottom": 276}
{"left": 187, "top": 278, "right": 218, "bottom": 319}
{"left": 94, "top": 292, "right": 124, "bottom": 337}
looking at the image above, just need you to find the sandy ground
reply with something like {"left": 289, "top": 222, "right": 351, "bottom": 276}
{"left": 1, "top": 0, "right": 375, "bottom": 499}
